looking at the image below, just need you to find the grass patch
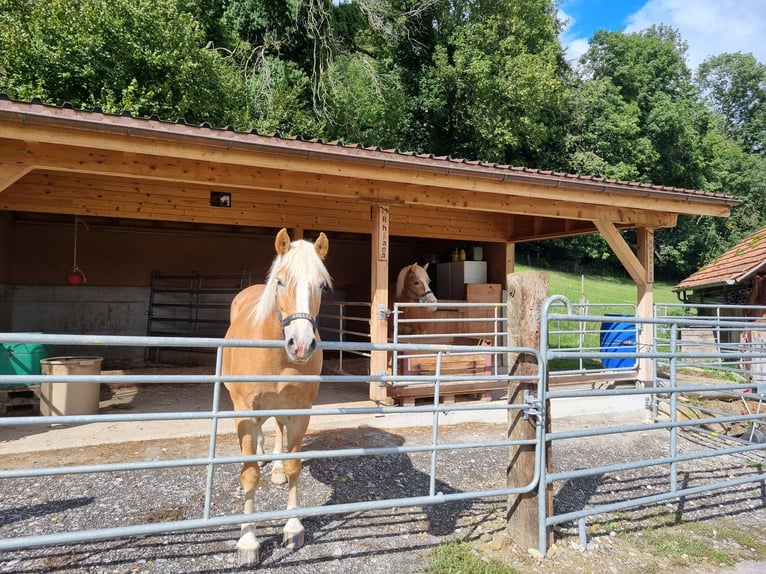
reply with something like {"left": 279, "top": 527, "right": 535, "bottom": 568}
{"left": 631, "top": 517, "right": 766, "bottom": 567}
{"left": 426, "top": 541, "right": 518, "bottom": 574}
{"left": 515, "top": 264, "right": 680, "bottom": 307}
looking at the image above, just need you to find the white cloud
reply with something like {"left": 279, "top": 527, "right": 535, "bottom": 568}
{"left": 625, "top": 0, "right": 766, "bottom": 70}
{"left": 558, "top": 6, "right": 592, "bottom": 63}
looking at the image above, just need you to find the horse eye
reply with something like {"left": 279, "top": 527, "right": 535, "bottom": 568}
{"left": 276, "top": 278, "right": 285, "bottom": 288}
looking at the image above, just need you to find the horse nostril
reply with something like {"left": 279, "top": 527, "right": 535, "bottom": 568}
{"left": 309, "top": 339, "right": 317, "bottom": 352}
{"left": 287, "top": 337, "right": 296, "bottom": 350}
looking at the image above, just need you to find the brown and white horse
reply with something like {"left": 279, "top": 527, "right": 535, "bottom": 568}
{"left": 392, "top": 263, "right": 439, "bottom": 336}
{"left": 223, "top": 228, "right": 331, "bottom": 565}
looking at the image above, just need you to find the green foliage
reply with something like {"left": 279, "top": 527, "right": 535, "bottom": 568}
{"left": 697, "top": 52, "right": 766, "bottom": 153}
{"left": 412, "top": 0, "right": 569, "bottom": 165}
{"left": 3, "top": 1, "right": 766, "bottom": 281}
{"left": 0, "top": 0, "right": 246, "bottom": 125}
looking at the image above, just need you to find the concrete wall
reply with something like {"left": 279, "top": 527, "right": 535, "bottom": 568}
{"left": 3, "top": 215, "right": 480, "bottom": 363}
{"left": 10, "top": 285, "right": 149, "bottom": 363}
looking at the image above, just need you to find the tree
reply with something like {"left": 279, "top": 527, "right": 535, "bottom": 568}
{"left": 410, "top": 0, "right": 570, "bottom": 165}
{"left": 696, "top": 52, "right": 766, "bottom": 154}
{"left": 0, "top": 0, "right": 246, "bottom": 126}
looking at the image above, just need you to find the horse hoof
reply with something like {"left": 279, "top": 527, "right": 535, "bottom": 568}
{"left": 283, "top": 520, "right": 305, "bottom": 550}
{"left": 237, "top": 547, "right": 259, "bottom": 567}
{"left": 236, "top": 530, "right": 260, "bottom": 566}
{"left": 283, "top": 531, "right": 304, "bottom": 550}
{"left": 270, "top": 468, "right": 287, "bottom": 485}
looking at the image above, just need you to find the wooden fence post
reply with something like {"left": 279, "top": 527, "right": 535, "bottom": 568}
{"left": 506, "top": 271, "right": 552, "bottom": 552}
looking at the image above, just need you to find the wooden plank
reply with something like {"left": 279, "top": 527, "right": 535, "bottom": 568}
{"left": 2, "top": 138, "right": 693, "bottom": 225}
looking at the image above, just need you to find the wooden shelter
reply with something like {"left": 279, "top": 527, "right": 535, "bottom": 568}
{"left": 0, "top": 96, "right": 740, "bottom": 400}
{"left": 675, "top": 225, "right": 766, "bottom": 307}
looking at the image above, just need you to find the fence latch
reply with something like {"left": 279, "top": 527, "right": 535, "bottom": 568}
{"left": 377, "top": 304, "right": 391, "bottom": 320}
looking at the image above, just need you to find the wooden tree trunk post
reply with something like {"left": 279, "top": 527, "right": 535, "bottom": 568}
{"left": 506, "top": 271, "right": 552, "bottom": 552}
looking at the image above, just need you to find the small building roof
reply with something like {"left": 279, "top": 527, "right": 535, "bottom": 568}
{"left": 675, "top": 225, "right": 766, "bottom": 291}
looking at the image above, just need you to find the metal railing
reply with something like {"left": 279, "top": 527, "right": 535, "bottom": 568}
{"left": 540, "top": 296, "right": 766, "bottom": 553}
{"left": 0, "top": 331, "right": 542, "bottom": 553}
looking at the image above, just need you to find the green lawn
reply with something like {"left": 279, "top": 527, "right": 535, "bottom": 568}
{"left": 513, "top": 265, "right": 683, "bottom": 369}
{"left": 514, "top": 264, "right": 681, "bottom": 307}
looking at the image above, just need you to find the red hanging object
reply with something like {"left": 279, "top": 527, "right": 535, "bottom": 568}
{"left": 65, "top": 217, "right": 87, "bottom": 285}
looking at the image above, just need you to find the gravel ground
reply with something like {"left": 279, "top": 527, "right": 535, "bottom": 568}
{"left": 1, "top": 421, "right": 766, "bottom": 573}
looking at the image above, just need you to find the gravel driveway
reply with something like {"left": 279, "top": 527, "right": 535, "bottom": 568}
{"left": 2, "top": 421, "right": 766, "bottom": 573}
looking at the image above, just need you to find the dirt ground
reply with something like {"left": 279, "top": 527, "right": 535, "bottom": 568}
{"left": 3, "top": 420, "right": 766, "bottom": 574}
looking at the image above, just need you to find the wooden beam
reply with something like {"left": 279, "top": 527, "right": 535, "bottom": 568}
{"left": 369, "top": 204, "right": 391, "bottom": 403}
{"left": 507, "top": 271, "right": 551, "bottom": 551}
{"left": 593, "top": 220, "right": 647, "bottom": 286}
{"left": 0, "top": 163, "right": 31, "bottom": 192}
{"left": 636, "top": 228, "right": 655, "bottom": 384}
{"left": 0, "top": 138, "right": 724, "bottom": 221}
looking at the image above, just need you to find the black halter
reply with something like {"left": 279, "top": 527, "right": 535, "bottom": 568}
{"left": 275, "top": 307, "right": 318, "bottom": 332}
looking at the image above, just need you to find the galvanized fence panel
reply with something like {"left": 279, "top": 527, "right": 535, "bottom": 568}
{"left": 540, "top": 296, "right": 766, "bottom": 553}
{"left": 0, "top": 332, "right": 543, "bottom": 553}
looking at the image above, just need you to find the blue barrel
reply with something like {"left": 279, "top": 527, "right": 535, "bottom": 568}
{"left": 599, "top": 317, "right": 636, "bottom": 369}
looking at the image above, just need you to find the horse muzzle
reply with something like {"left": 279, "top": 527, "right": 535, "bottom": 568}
{"left": 281, "top": 313, "right": 319, "bottom": 362}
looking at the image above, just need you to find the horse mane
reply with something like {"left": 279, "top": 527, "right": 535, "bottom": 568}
{"left": 395, "top": 264, "right": 413, "bottom": 299}
{"left": 251, "top": 239, "right": 333, "bottom": 326}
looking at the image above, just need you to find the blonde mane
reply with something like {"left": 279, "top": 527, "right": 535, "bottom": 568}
{"left": 251, "top": 239, "right": 332, "bottom": 326}
{"left": 395, "top": 264, "right": 415, "bottom": 299}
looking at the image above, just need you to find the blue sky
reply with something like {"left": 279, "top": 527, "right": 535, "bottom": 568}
{"left": 558, "top": 0, "right": 766, "bottom": 70}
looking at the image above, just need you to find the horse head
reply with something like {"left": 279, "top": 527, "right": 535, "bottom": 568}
{"left": 266, "top": 228, "right": 332, "bottom": 362}
{"left": 396, "top": 262, "right": 438, "bottom": 311}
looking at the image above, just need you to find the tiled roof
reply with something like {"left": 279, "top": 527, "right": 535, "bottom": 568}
{"left": 0, "top": 94, "right": 739, "bottom": 205}
{"left": 675, "top": 225, "right": 766, "bottom": 290}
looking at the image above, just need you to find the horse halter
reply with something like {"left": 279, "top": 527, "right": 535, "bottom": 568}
{"left": 275, "top": 307, "right": 318, "bottom": 333}
{"left": 408, "top": 285, "right": 435, "bottom": 303}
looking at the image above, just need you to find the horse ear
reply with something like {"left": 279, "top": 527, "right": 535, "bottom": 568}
{"left": 314, "top": 232, "right": 329, "bottom": 259}
{"left": 423, "top": 262, "right": 429, "bottom": 271}
{"left": 275, "top": 228, "right": 291, "bottom": 255}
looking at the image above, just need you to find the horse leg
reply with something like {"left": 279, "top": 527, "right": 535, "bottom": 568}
{"left": 269, "top": 420, "right": 288, "bottom": 485}
{"left": 255, "top": 422, "right": 266, "bottom": 467}
{"left": 234, "top": 416, "right": 262, "bottom": 566}
{"left": 281, "top": 416, "right": 311, "bottom": 550}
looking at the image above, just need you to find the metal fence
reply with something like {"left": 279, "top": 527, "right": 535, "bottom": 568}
{"left": 539, "top": 296, "right": 766, "bottom": 553}
{"left": 0, "top": 332, "right": 542, "bottom": 554}
{"left": 3, "top": 297, "right": 766, "bottom": 558}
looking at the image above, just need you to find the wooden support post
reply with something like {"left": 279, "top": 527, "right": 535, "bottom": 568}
{"left": 369, "top": 204, "right": 391, "bottom": 403}
{"left": 636, "top": 228, "right": 654, "bottom": 385}
{"left": 506, "top": 271, "right": 551, "bottom": 552}
{"left": 595, "top": 221, "right": 655, "bottom": 385}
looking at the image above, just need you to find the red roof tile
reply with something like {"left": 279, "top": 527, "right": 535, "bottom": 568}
{"left": 675, "top": 226, "right": 766, "bottom": 290}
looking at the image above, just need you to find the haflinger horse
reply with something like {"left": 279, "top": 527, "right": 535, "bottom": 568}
{"left": 391, "top": 263, "right": 439, "bottom": 336}
{"left": 222, "top": 228, "right": 331, "bottom": 566}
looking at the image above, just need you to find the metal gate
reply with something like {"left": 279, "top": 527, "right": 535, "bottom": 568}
{"left": 539, "top": 296, "right": 766, "bottom": 553}
{"left": 3, "top": 296, "right": 766, "bottom": 561}
{"left": 0, "top": 332, "right": 543, "bottom": 558}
